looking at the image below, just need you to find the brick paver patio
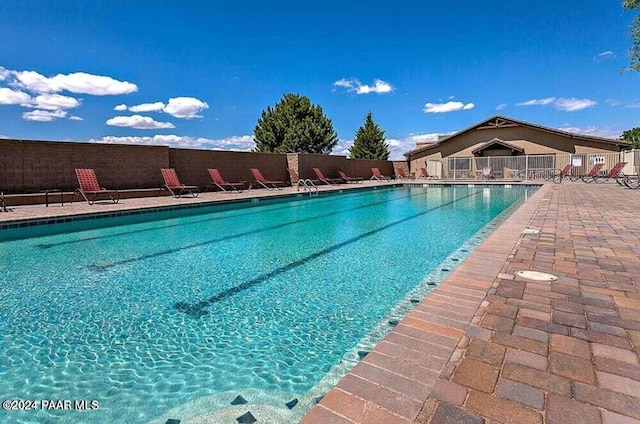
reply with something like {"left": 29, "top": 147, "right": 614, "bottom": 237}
{"left": 303, "top": 182, "right": 640, "bottom": 424}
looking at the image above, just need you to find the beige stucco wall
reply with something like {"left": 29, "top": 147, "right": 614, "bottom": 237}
{"left": 408, "top": 125, "right": 623, "bottom": 174}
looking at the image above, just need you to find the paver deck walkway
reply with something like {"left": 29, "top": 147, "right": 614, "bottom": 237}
{"left": 303, "top": 182, "right": 640, "bottom": 424}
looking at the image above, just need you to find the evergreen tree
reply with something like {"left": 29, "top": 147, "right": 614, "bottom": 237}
{"left": 254, "top": 93, "right": 338, "bottom": 154}
{"left": 349, "top": 111, "right": 390, "bottom": 160}
{"left": 624, "top": 0, "right": 640, "bottom": 71}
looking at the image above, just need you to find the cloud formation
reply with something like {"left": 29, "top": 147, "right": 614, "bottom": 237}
{"left": 0, "top": 87, "right": 31, "bottom": 105}
{"left": 334, "top": 78, "right": 394, "bottom": 94}
{"left": 22, "top": 109, "right": 68, "bottom": 122}
{"left": 113, "top": 97, "right": 209, "bottom": 119}
{"left": 423, "top": 101, "right": 474, "bottom": 113}
{"left": 495, "top": 103, "right": 507, "bottom": 111}
{"left": 129, "top": 102, "right": 165, "bottom": 113}
{"left": 164, "top": 97, "right": 209, "bottom": 118}
{"left": 90, "top": 134, "right": 255, "bottom": 151}
{"left": 106, "top": 115, "right": 175, "bottom": 129}
{"left": 0, "top": 65, "right": 138, "bottom": 122}
{"left": 11, "top": 70, "right": 137, "bottom": 95}
{"left": 557, "top": 125, "right": 620, "bottom": 139}
{"left": 31, "top": 93, "right": 80, "bottom": 110}
{"left": 517, "top": 97, "right": 596, "bottom": 112}
{"left": 593, "top": 51, "right": 615, "bottom": 62}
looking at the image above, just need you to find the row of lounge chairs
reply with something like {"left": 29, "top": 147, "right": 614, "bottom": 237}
{"left": 550, "top": 162, "right": 629, "bottom": 184}
{"left": 72, "top": 167, "right": 400, "bottom": 204}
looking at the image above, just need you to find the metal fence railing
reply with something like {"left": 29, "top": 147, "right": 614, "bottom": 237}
{"left": 426, "top": 149, "right": 639, "bottom": 180}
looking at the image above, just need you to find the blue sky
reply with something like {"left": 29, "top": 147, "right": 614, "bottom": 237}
{"left": 0, "top": 0, "right": 638, "bottom": 159}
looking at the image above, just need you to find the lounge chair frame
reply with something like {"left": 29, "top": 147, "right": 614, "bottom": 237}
{"left": 207, "top": 169, "right": 245, "bottom": 193}
{"left": 250, "top": 168, "right": 285, "bottom": 190}
{"left": 419, "top": 167, "right": 439, "bottom": 180}
{"left": 161, "top": 168, "right": 200, "bottom": 198}
{"left": 551, "top": 164, "right": 573, "bottom": 184}
{"left": 73, "top": 168, "right": 120, "bottom": 205}
{"left": 313, "top": 168, "right": 342, "bottom": 185}
{"left": 371, "top": 167, "right": 391, "bottom": 181}
{"left": 579, "top": 163, "right": 605, "bottom": 183}
{"left": 395, "top": 168, "right": 415, "bottom": 180}
{"left": 338, "top": 170, "right": 363, "bottom": 183}
{"left": 593, "top": 162, "right": 627, "bottom": 184}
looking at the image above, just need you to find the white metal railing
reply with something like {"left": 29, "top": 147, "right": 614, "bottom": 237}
{"left": 429, "top": 150, "right": 639, "bottom": 180}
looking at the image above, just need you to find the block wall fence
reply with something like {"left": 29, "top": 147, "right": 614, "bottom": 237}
{"left": 0, "top": 139, "right": 403, "bottom": 194}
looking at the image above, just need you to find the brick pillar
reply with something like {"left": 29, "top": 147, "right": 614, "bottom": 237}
{"left": 286, "top": 153, "right": 299, "bottom": 183}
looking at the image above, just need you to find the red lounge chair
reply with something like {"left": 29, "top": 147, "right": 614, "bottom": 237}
{"left": 207, "top": 169, "right": 245, "bottom": 193}
{"left": 161, "top": 168, "right": 199, "bottom": 197}
{"left": 338, "top": 170, "right": 363, "bottom": 183}
{"left": 250, "top": 168, "right": 285, "bottom": 190}
{"left": 74, "top": 168, "right": 120, "bottom": 205}
{"left": 594, "top": 161, "right": 627, "bottom": 184}
{"left": 419, "top": 167, "right": 438, "bottom": 180}
{"left": 551, "top": 164, "right": 573, "bottom": 184}
{"left": 313, "top": 168, "right": 342, "bottom": 185}
{"left": 371, "top": 167, "right": 391, "bottom": 181}
{"left": 580, "top": 163, "right": 605, "bottom": 183}
{"left": 395, "top": 168, "right": 415, "bottom": 180}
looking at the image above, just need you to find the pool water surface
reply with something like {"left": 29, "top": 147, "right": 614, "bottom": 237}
{"left": 0, "top": 185, "right": 534, "bottom": 423}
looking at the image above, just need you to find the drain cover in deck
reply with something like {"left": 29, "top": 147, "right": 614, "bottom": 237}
{"left": 514, "top": 270, "right": 557, "bottom": 282}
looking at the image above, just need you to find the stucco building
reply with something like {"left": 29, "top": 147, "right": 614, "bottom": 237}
{"left": 405, "top": 115, "right": 631, "bottom": 179}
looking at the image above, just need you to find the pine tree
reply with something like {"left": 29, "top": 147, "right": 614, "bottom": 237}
{"left": 349, "top": 111, "right": 390, "bottom": 159}
{"left": 254, "top": 93, "right": 338, "bottom": 154}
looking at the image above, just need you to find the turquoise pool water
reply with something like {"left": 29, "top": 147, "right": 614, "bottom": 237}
{"left": 0, "top": 185, "right": 533, "bottom": 423}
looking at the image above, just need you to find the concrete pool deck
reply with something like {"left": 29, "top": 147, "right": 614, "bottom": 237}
{"left": 2, "top": 181, "right": 638, "bottom": 423}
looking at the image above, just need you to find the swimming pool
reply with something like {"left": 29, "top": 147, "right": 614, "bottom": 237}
{"left": 0, "top": 185, "right": 534, "bottom": 423}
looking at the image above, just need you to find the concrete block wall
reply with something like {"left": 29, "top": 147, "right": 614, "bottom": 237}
{"left": 0, "top": 139, "right": 169, "bottom": 193}
{"left": 168, "top": 149, "right": 289, "bottom": 189}
{"left": 0, "top": 139, "right": 402, "bottom": 197}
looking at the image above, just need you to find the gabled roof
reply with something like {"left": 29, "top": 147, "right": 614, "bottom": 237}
{"left": 405, "top": 115, "right": 629, "bottom": 158}
{"left": 471, "top": 138, "right": 524, "bottom": 154}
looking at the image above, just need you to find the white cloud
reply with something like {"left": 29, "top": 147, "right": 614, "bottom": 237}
{"left": 333, "top": 78, "right": 394, "bottom": 94}
{"left": 423, "top": 101, "right": 475, "bottom": 113}
{"left": 605, "top": 99, "right": 621, "bottom": 107}
{"left": 11, "top": 70, "right": 137, "bottom": 95}
{"left": 129, "top": 101, "right": 165, "bottom": 113}
{"left": 163, "top": 97, "right": 209, "bottom": 118}
{"left": 22, "top": 109, "right": 67, "bottom": 122}
{"left": 31, "top": 93, "right": 80, "bottom": 110}
{"left": 209, "top": 135, "right": 255, "bottom": 151}
{"left": 517, "top": 97, "right": 556, "bottom": 106}
{"left": 554, "top": 98, "right": 597, "bottom": 112}
{"left": 69, "top": 115, "right": 83, "bottom": 121}
{"left": 557, "top": 126, "right": 621, "bottom": 139}
{"left": 0, "top": 67, "right": 9, "bottom": 81}
{"left": 625, "top": 101, "right": 640, "bottom": 108}
{"left": 517, "top": 97, "right": 596, "bottom": 112}
{"left": 114, "top": 104, "right": 128, "bottom": 111}
{"left": 90, "top": 134, "right": 255, "bottom": 151}
{"left": 495, "top": 103, "right": 507, "bottom": 110}
{"left": 105, "top": 115, "right": 175, "bottom": 129}
{"left": 0, "top": 87, "right": 31, "bottom": 105}
{"left": 594, "top": 51, "right": 615, "bottom": 62}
